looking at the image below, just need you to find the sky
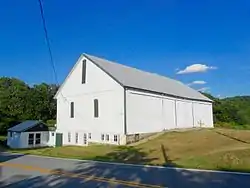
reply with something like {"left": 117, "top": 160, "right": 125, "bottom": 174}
{"left": 0, "top": 0, "right": 250, "bottom": 98}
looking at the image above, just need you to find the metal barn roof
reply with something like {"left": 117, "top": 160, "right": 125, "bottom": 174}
{"left": 84, "top": 54, "right": 211, "bottom": 102}
{"left": 8, "top": 120, "right": 41, "bottom": 132}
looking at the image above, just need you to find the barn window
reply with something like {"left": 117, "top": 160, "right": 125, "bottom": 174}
{"left": 75, "top": 132, "right": 78, "bottom": 144}
{"left": 35, "top": 133, "right": 41, "bottom": 145}
{"left": 101, "top": 134, "right": 104, "bottom": 141}
{"left": 88, "top": 133, "right": 91, "bottom": 139}
{"left": 94, "top": 99, "right": 99, "bottom": 118}
{"left": 114, "top": 135, "right": 118, "bottom": 142}
{"left": 28, "top": 134, "right": 34, "bottom": 145}
{"left": 82, "top": 60, "right": 86, "bottom": 84}
{"left": 68, "top": 132, "right": 71, "bottom": 143}
{"left": 70, "top": 102, "right": 74, "bottom": 118}
{"left": 83, "top": 133, "right": 87, "bottom": 144}
{"left": 106, "top": 134, "right": 109, "bottom": 141}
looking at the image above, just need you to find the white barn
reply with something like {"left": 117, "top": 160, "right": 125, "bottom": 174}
{"left": 55, "top": 54, "right": 213, "bottom": 146}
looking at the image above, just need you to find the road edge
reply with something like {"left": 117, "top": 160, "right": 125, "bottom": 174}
{"left": 2, "top": 151, "right": 250, "bottom": 176}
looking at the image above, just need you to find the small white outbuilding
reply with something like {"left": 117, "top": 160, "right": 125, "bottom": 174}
{"left": 7, "top": 120, "right": 55, "bottom": 149}
{"left": 55, "top": 54, "right": 213, "bottom": 146}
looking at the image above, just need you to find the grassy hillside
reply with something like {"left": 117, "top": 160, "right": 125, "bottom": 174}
{"left": 7, "top": 128, "right": 250, "bottom": 172}
{"left": 138, "top": 128, "right": 250, "bottom": 171}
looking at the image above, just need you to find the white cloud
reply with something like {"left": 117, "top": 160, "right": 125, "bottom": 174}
{"left": 188, "top": 80, "right": 206, "bottom": 86}
{"left": 177, "top": 64, "right": 217, "bottom": 74}
{"left": 197, "top": 87, "right": 210, "bottom": 92}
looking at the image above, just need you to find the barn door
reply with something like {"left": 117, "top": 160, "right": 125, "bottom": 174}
{"left": 176, "top": 100, "right": 194, "bottom": 128}
{"left": 56, "top": 133, "right": 63, "bottom": 147}
{"left": 83, "top": 133, "right": 87, "bottom": 145}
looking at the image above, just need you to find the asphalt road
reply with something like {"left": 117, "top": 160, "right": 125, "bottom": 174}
{"left": 0, "top": 152, "right": 250, "bottom": 188}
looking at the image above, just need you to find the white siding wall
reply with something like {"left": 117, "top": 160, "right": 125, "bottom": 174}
{"left": 19, "top": 131, "right": 55, "bottom": 149}
{"left": 126, "top": 91, "right": 163, "bottom": 134}
{"left": 7, "top": 132, "right": 21, "bottom": 148}
{"left": 56, "top": 56, "right": 124, "bottom": 146}
{"left": 176, "top": 100, "right": 194, "bottom": 128}
{"left": 193, "top": 102, "right": 213, "bottom": 128}
{"left": 162, "top": 98, "right": 176, "bottom": 130}
{"left": 126, "top": 89, "right": 213, "bottom": 134}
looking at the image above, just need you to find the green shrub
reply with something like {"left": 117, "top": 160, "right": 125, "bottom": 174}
{"left": 46, "top": 119, "right": 56, "bottom": 127}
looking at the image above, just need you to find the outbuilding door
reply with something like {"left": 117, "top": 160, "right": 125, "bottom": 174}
{"left": 56, "top": 133, "right": 63, "bottom": 147}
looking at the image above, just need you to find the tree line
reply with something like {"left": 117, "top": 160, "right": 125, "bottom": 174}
{"left": 0, "top": 77, "right": 58, "bottom": 134}
{"left": 0, "top": 77, "right": 249, "bottom": 134}
{"left": 203, "top": 93, "right": 250, "bottom": 128}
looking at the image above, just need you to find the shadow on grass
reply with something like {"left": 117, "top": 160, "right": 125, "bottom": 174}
{"left": 161, "top": 144, "right": 179, "bottom": 167}
{"left": 93, "top": 146, "right": 158, "bottom": 164}
{"left": 215, "top": 131, "right": 250, "bottom": 144}
{"left": 218, "top": 167, "right": 250, "bottom": 173}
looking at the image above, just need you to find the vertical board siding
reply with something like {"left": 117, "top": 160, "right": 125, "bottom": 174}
{"left": 126, "top": 90, "right": 213, "bottom": 134}
{"left": 176, "top": 100, "right": 193, "bottom": 128}
{"left": 193, "top": 102, "right": 213, "bottom": 127}
{"left": 126, "top": 91, "right": 163, "bottom": 134}
{"left": 162, "top": 98, "right": 176, "bottom": 130}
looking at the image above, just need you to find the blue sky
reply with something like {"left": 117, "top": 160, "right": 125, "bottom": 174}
{"left": 0, "top": 0, "right": 250, "bottom": 97}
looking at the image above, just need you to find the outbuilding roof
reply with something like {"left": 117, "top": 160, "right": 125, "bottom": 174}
{"left": 8, "top": 120, "right": 42, "bottom": 132}
{"left": 84, "top": 54, "right": 212, "bottom": 102}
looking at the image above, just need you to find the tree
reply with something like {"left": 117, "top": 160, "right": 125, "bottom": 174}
{"left": 0, "top": 77, "right": 58, "bottom": 134}
{"left": 202, "top": 92, "right": 250, "bottom": 126}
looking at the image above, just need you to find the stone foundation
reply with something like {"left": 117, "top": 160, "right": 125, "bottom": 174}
{"left": 125, "top": 132, "right": 156, "bottom": 145}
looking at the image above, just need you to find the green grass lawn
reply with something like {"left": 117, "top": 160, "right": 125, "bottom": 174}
{"left": 4, "top": 128, "right": 250, "bottom": 172}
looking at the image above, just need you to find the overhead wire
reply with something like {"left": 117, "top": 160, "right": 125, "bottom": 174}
{"left": 37, "top": 0, "right": 59, "bottom": 84}
{"left": 37, "top": 0, "right": 89, "bottom": 123}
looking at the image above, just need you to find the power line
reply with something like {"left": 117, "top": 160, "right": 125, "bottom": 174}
{"left": 37, "top": 0, "right": 59, "bottom": 84}
{"left": 37, "top": 0, "right": 90, "bottom": 124}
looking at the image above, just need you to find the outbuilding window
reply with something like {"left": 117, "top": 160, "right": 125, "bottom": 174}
{"left": 101, "top": 134, "right": 104, "bottom": 141}
{"left": 28, "top": 134, "right": 34, "bottom": 145}
{"left": 10, "top": 132, "right": 13, "bottom": 137}
{"left": 35, "top": 133, "right": 41, "bottom": 145}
